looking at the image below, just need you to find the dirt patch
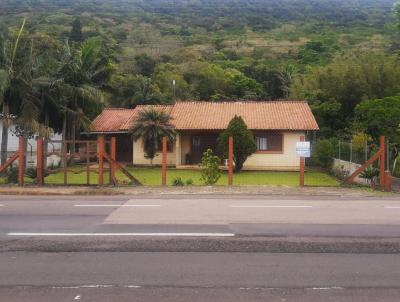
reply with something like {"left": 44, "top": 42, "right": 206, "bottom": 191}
{"left": 0, "top": 185, "right": 396, "bottom": 197}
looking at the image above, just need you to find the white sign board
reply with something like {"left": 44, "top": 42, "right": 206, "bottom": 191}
{"left": 296, "top": 141, "right": 311, "bottom": 158}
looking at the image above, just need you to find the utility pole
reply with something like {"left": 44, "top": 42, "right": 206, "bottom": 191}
{"left": 172, "top": 79, "right": 176, "bottom": 102}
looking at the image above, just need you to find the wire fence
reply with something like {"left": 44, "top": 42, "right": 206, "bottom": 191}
{"left": 336, "top": 140, "right": 377, "bottom": 165}
{"left": 335, "top": 139, "right": 400, "bottom": 178}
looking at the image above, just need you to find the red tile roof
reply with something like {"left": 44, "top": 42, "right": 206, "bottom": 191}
{"left": 120, "top": 105, "right": 173, "bottom": 131}
{"left": 89, "top": 108, "right": 137, "bottom": 133}
{"left": 90, "top": 101, "right": 319, "bottom": 132}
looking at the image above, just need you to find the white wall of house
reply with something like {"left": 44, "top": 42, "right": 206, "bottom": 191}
{"left": 243, "top": 131, "right": 304, "bottom": 171}
{"left": 133, "top": 136, "right": 177, "bottom": 166}
{"left": 132, "top": 130, "right": 305, "bottom": 171}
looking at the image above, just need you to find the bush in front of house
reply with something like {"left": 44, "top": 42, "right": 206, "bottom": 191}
{"left": 200, "top": 149, "right": 221, "bottom": 185}
{"left": 312, "top": 139, "right": 335, "bottom": 168}
{"left": 5, "top": 166, "right": 19, "bottom": 184}
{"left": 218, "top": 115, "right": 257, "bottom": 172}
{"left": 172, "top": 177, "right": 185, "bottom": 186}
{"left": 25, "top": 167, "right": 49, "bottom": 180}
{"left": 185, "top": 178, "right": 194, "bottom": 185}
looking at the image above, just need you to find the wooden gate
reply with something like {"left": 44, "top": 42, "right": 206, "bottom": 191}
{"left": 36, "top": 136, "right": 141, "bottom": 186}
{"left": 344, "top": 136, "right": 392, "bottom": 191}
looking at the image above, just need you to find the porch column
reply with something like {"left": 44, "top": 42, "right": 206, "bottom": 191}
{"left": 175, "top": 133, "right": 181, "bottom": 167}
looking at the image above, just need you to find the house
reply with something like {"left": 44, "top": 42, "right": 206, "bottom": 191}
{"left": 89, "top": 101, "right": 319, "bottom": 171}
{"left": 0, "top": 121, "right": 62, "bottom": 167}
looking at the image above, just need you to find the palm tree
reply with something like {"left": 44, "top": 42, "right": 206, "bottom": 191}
{"left": 0, "top": 19, "right": 26, "bottom": 164}
{"left": 0, "top": 19, "right": 41, "bottom": 165}
{"left": 130, "top": 107, "right": 176, "bottom": 165}
{"left": 278, "top": 64, "right": 297, "bottom": 99}
{"left": 54, "top": 38, "right": 114, "bottom": 152}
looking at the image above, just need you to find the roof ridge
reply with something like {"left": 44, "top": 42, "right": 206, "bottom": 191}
{"left": 103, "top": 108, "right": 135, "bottom": 110}
{"left": 173, "top": 100, "right": 307, "bottom": 104}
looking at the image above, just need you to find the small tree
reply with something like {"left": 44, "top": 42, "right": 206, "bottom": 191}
{"left": 200, "top": 149, "right": 221, "bottom": 185}
{"left": 130, "top": 107, "right": 176, "bottom": 165}
{"left": 218, "top": 115, "right": 257, "bottom": 172}
{"left": 312, "top": 139, "right": 335, "bottom": 168}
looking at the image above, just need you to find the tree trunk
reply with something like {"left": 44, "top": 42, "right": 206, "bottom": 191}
{"left": 62, "top": 113, "right": 67, "bottom": 142}
{"left": 1, "top": 103, "right": 10, "bottom": 166}
{"left": 43, "top": 112, "right": 49, "bottom": 169}
{"left": 70, "top": 117, "right": 76, "bottom": 165}
{"left": 61, "top": 114, "right": 67, "bottom": 168}
{"left": 71, "top": 117, "right": 76, "bottom": 155}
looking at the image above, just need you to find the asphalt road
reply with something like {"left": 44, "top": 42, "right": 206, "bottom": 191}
{"left": 1, "top": 194, "right": 400, "bottom": 301}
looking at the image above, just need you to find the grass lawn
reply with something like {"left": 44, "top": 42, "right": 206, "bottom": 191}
{"left": 126, "top": 168, "right": 339, "bottom": 187}
{"left": 0, "top": 166, "right": 339, "bottom": 187}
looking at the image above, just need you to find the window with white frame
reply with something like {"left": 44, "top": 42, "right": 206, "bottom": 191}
{"left": 256, "top": 136, "right": 268, "bottom": 151}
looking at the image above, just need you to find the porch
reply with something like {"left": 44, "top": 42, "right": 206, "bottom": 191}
{"left": 175, "top": 131, "right": 223, "bottom": 166}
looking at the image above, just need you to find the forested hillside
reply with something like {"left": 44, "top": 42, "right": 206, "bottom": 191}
{"left": 0, "top": 0, "right": 399, "bottom": 141}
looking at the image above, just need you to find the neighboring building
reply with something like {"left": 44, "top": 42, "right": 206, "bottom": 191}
{"left": 0, "top": 122, "right": 62, "bottom": 167}
{"left": 89, "top": 101, "right": 319, "bottom": 171}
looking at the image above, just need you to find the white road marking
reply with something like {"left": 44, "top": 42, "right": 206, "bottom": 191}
{"left": 52, "top": 285, "right": 112, "bottom": 289}
{"left": 74, "top": 295, "right": 81, "bottom": 300}
{"left": 74, "top": 204, "right": 161, "bottom": 207}
{"left": 384, "top": 206, "right": 400, "bottom": 209}
{"left": 80, "top": 285, "right": 112, "bottom": 288}
{"left": 8, "top": 232, "right": 235, "bottom": 237}
{"left": 0, "top": 204, "right": 3, "bottom": 207}
{"left": 230, "top": 205, "right": 313, "bottom": 208}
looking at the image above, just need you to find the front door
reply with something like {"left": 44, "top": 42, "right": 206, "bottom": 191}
{"left": 191, "top": 134, "right": 219, "bottom": 164}
{"left": 116, "top": 135, "right": 133, "bottom": 162}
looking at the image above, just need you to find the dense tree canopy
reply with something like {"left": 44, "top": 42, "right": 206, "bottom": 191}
{"left": 0, "top": 0, "right": 399, "bottom": 145}
{"left": 291, "top": 51, "right": 400, "bottom": 137}
{"left": 355, "top": 96, "right": 400, "bottom": 142}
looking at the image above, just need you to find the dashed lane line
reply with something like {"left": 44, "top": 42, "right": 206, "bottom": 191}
{"left": 230, "top": 205, "right": 313, "bottom": 208}
{"left": 74, "top": 204, "right": 161, "bottom": 207}
{"left": 7, "top": 232, "right": 235, "bottom": 237}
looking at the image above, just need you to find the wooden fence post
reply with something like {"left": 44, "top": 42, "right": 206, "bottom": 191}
{"left": 384, "top": 171, "right": 392, "bottom": 192}
{"left": 299, "top": 135, "right": 305, "bottom": 187}
{"left": 110, "top": 136, "right": 116, "bottom": 185}
{"left": 86, "top": 142, "right": 90, "bottom": 185}
{"left": 18, "top": 136, "right": 25, "bottom": 186}
{"left": 62, "top": 140, "right": 67, "bottom": 185}
{"left": 98, "top": 135, "right": 105, "bottom": 186}
{"left": 36, "top": 137, "right": 43, "bottom": 185}
{"left": 379, "top": 136, "right": 385, "bottom": 190}
{"left": 228, "top": 136, "right": 233, "bottom": 186}
{"left": 162, "top": 137, "right": 167, "bottom": 186}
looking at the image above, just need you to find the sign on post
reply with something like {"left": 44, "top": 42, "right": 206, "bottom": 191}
{"left": 296, "top": 141, "right": 311, "bottom": 158}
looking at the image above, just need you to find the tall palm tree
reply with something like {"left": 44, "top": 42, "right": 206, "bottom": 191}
{"left": 53, "top": 38, "right": 114, "bottom": 153}
{"left": 130, "top": 107, "right": 176, "bottom": 165}
{"left": 0, "top": 19, "right": 40, "bottom": 164}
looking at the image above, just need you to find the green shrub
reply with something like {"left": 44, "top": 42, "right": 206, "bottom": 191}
{"left": 200, "top": 149, "right": 221, "bottom": 185}
{"left": 312, "top": 139, "right": 335, "bottom": 168}
{"left": 185, "top": 178, "right": 194, "bottom": 185}
{"left": 393, "top": 155, "right": 400, "bottom": 178}
{"left": 25, "top": 167, "right": 49, "bottom": 179}
{"left": 172, "top": 177, "right": 185, "bottom": 186}
{"left": 6, "top": 166, "right": 19, "bottom": 184}
{"left": 360, "top": 166, "right": 379, "bottom": 187}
